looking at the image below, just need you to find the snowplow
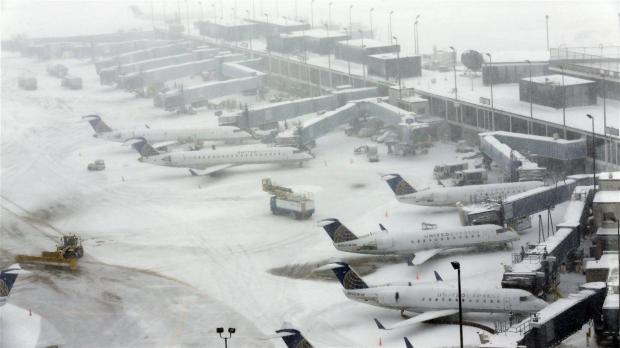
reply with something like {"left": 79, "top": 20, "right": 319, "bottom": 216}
{"left": 15, "top": 235, "right": 84, "bottom": 271}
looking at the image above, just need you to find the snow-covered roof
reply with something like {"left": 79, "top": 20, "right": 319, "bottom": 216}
{"left": 202, "top": 19, "right": 255, "bottom": 27}
{"left": 299, "top": 29, "right": 349, "bottom": 39}
{"left": 523, "top": 74, "right": 596, "bottom": 86}
{"left": 596, "top": 227, "right": 620, "bottom": 236}
{"left": 248, "top": 17, "right": 306, "bottom": 27}
{"left": 599, "top": 172, "right": 620, "bottom": 181}
{"left": 593, "top": 191, "right": 620, "bottom": 203}
{"left": 338, "top": 38, "right": 394, "bottom": 49}
{"left": 585, "top": 252, "right": 619, "bottom": 270}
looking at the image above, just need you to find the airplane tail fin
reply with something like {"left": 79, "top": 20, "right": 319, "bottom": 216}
{"left": 382, "top": 174, "right": 416, "bottom": 196}
{"left": 318, "top": 262, "right": 368, "bottom": 290}
{"left": 434, "top": 271, "right": 444, "bottom": 282}
{"left": 82, "top": 114, "right": 113, "bottom": 134}
{"left": 0, "top": 264, "right": 23, "bottom": 297}
{"left": 317, "top": 218, "right": 358, "bottom": 243}
{"left": 274, "top": 323, "right": 314, "bottom": 348}
{"left": 125, "top": 137, "right": 160, "bottom": 157}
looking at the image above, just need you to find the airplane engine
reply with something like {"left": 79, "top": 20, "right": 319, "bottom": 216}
{"left": 377, "top": 290, "right": 401, "bottom": 308}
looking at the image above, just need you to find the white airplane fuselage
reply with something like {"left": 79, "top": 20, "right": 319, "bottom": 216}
{"left": 140, "top": 146, "right": 313, "bottom": 169}
{"left": 334, "top": 224, "right": 519, "bottom": 255}
{"left": 397, "top": 181, "right": 543, "bottom": 206}
{"left": 96, "top": 126, "right": 251, "bottom": 143}
{"left": 344, "top": 283, "right": 547, "bottom": 314}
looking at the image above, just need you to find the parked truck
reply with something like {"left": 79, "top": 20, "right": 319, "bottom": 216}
{"left": 61, "top": 76, "right": 83, "bottom": 89}
{"left": 433, "top": 162, "right": 468, "bottom": 179}
{"left": 453, "top": 168, "right": 487, "bottom": 186}
{"left": 262, "top": 178, "right": 315, "bottom": 220}
{"left": 18, "top": 77, "right": 37, "bottom": 90}
{"left": 46, "top": 63, "right": 68, "bottom": 78}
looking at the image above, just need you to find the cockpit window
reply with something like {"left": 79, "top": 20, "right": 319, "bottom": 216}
{"left": 519, "top": 296, "right": 528, "bottom": 302}
{"left": 496, "top": 228, "right": 510, "bottom": 233}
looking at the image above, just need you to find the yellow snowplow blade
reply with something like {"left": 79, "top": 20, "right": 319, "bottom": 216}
{"left": 15, "top": 254, "right": 78, "bottom": 271}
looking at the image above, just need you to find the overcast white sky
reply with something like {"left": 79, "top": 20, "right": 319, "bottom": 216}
{"left": 1, "top": 0, "right": 618, "bottom": 58}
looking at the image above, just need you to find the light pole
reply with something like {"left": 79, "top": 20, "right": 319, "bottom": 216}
{"left": 586, "top": 114, "right": 596, "bottom": 191}
{"left": 310, "top": 0, "right": 315, "bottom": 28}
{"left": 545, "top": 14, "right": 550, "bottom": 51}
{"left": 246, "top": 10, "right": 253, "bottom": 57}
{"left": 450, "top": 46, "right": 458, "bottom": 100}
{"left": 185, "top": 0, "right": 190, "bottom": 34}
{"left": 348, "top": 4, "right": 354, "bottom": 80}
{"left": 560, "top": 65, "right": 567, "bottom": 138}
{"left": 265, "top": 13, "right": 271, "bottom": 74}
{"left": 389, "top": 10, "right": 394, "bottom": 44}
{"left": 394, "top": 36, "right": 402, "bottom": 101}
{"left": 216, "top": 327, "right": 236, "bottom": 348}
{"left": 325, "top": 24, "right": 333, "bottom": 88}
{"left": 525, "top": 59, "right": 533, "bottom": 134}
{"left": 485, "top": 53, "right": 494, "bottom": 130}
{"left": 451, "top": 261, "right": 464, "bottom": 348}
{"left": 414, "top": 14, "right": 421, "bottom": 55}
{"left": 359, "top": 29, "right": 366, "bottom": 86}
{"left": 610, "top": 216, "right": 620, "bottom": 338}
{"left": 328, "top": 1, "right": 333, "bottom": 29}
{"left": 369, "top": 8, "right": 374, "bottom": 39}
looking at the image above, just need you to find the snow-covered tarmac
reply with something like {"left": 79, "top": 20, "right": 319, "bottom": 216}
{"left": 1, "top": 51, "right": 583, "bottom": 347}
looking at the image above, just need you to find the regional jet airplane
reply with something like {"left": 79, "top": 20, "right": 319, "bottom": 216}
{"left": 382, "top": 174, "right": 543, "bottom": 206}
{"left": 318, "top": 219, "right": 519, "bottom": 265}
{"left": 0, "top": 264, "right": 25, "bottom": 307}
{"left": 83, "top": 114, "right": 252, "bottom": 144}
{"left": 127, "top": 137, "right": 314, "bottom": 176}
{"left": 318, "top": 262, "right": 546, "bottom": 329}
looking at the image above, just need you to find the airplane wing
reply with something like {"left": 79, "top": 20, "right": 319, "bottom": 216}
{"left": 152, "top": 140, "right": 178, "bottom": 150}
{"left": 188, "top": 164, "right": 235, "bottom": 176}
{"left": 409, "top": 249, "right": 443, "bottom": 265}
{"left": 374, "top": 309, "right": 459, "bottom": 330}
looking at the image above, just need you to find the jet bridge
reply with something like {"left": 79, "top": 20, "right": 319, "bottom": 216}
{"left": 500, "top": 185, "right": 593, "bottom": 298}
{"left": 479, "top": 132, "right": 587, "bottom": 181}
{"left": 94, "top": 41, "right": 191, "bottom": 72}
{"left": 481, "top": 283, "right": 606, "bottom": 348}
{"left": 218, "top": 87, "right": 379, "bottom": 130}
{"left": 102, "top": 48, "right": 222, "bottom": 85}
{"left": 275, "top": 99, "right": 411, "bottom": 147}
{"left": 153, "top": 58, "right": 266, "bottom": 110}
